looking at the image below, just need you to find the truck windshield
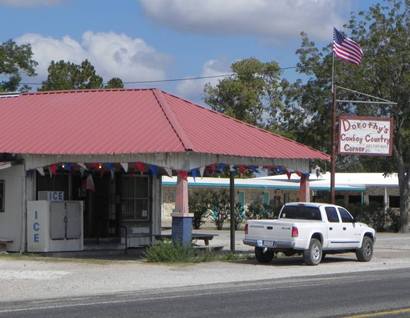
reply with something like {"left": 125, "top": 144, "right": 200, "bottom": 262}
{"left": 280, "top": 205, "right": 322, "bottom": 221}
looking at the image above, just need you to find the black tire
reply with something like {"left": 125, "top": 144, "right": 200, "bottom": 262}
{"left": 303, "top": 238, "right": 322, "bottom": 265}
{"left": 255, "top": 247, "right": 274, "bottom": 263}
{"left": 321, "top": 252, "right": 326, "bottom": 261}
{"left": 356, "top": 236, "right": 373, "bottom": 262}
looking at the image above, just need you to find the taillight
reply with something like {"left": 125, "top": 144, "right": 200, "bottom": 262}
{"left": 291, "top": 226, "right": 299, "bottom": 237}
{"left": 244, "top": 223, "right": 248, "bottom": 235}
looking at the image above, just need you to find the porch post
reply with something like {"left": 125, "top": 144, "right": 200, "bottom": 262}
{"left": 229, "top": 172, "right": 235, "bottom": 252}
{"left": 299, "top": 175, "right": 310, "bottom": 202}
{"left": 172, "top": 171, "right": 192, "bottom": 246}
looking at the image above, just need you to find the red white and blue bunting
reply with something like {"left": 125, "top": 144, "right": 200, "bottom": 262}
{"left": 34, "top": 161, "right": 310, "bottom": 181}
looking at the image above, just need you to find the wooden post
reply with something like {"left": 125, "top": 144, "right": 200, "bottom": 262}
{"left": 229, "top": 172, "right": 235, "bottom": 253}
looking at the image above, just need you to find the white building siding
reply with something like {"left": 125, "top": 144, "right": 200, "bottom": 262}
{"left": 0, "top": 165, "right": 25, "bottom": 252}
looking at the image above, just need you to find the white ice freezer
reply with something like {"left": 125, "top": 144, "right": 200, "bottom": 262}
{"left": 27, "top": 200, "right": 84, "bottom": 252}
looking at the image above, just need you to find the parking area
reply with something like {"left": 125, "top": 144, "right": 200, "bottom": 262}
{"left": 1, "top": 231, "right": 410, "bottom": 303}
{"left": 189, "top": 229, "right": 410, "bottom": 257}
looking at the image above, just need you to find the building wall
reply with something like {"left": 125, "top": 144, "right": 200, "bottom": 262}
{"left": 162, "top": 184, "right": 401, "bottom": 221}
{"left": 161, "top": 186, "right": 298, "bottom": 221}
{"left": 0, "top": 165, "right": 25, "bottom": 252}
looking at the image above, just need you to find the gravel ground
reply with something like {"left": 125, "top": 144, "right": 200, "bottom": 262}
{"left": 1, "top": 231, "right": 410, "bottom": 302}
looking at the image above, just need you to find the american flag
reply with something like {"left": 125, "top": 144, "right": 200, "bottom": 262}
{"left": 333, "top": 28, "right": 363, "bottom": 65}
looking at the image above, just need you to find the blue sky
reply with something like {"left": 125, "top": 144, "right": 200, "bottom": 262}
{"left": 0, "top": 0, "right": 376, "bottom": 103}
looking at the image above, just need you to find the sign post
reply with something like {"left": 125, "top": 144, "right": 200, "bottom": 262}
{"left": 329, "top": 85, "right": 396, "bottom": 204}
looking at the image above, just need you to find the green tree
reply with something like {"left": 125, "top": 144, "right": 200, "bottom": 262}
{"left": 287, "top": 0, "right": 410, "bottom": 232}
{"left": 0, "top": 40, "right": 37, "bottom": 92}
{"left": 204, "top": 58, "right": 284, "bottom": 129}
{"left": 105, "top": 77, "right": 124, "bottom": 89}
{"left": 40, "top": 59, "right": 124, "bottom": 91}
{"left": 40, "top": 59, "right": 103, "bottom": 91}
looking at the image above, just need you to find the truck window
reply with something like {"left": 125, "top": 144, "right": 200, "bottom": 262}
{"left": 325, "top": 207, "right": 340, "bottom": 223}
{"left": 338, "top": 207, "right": 354, "bottom": 222}
{"left": 280, "top": 205, "right": 322, "bottom": 221}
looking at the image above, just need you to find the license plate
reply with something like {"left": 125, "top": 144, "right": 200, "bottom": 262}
{"left": 263, "top": 240, "right": 276, "bottom": 248}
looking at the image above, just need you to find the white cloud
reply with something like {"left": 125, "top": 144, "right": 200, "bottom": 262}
{"left": 140, "top": 0, "right": 349, "bottom": 41}
{"left": 15, "top": 31, "right": 169, "bottom": 83}
{"left": 0, "top": 0, "right": 62, "bottom": 7}
{"left": 176, "top": 59, "right": 230, "bottom": 100}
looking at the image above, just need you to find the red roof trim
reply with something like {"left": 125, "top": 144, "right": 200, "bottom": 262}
{"left": 152, "top": 89, "right": 193, "bottom": 151}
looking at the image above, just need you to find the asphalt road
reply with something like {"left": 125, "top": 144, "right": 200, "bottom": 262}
{"left": 2, "top": 268, "right": 410, "bottom": 318}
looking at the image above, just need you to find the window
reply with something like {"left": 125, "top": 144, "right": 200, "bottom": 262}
{"left": 325, "top": 207, "right": 340, "bottom": 223}
{"left": 120, "top": 176, "right": 150, "bottom": 221}
{"left": 283, "top": 193, "right": 290, "bottom": 204}
{"left": 389, "top": 196, "right": 400, "bottom": 208}
{"left": 349, "top": 195, "right": 361, "bottom": 204}
{"left": 0, "top": 180, "right": 4, "bottom": 212}
{"left": 272, "top": 195, "right": 282, "bottom": 208}
{"left": 369, "top": 195, "right": 384, "bottom": 207}
{"left": 280, "top": 205, "right": 322, "bottom": 221}
{"left": 338, "top": 207, "right": 354, "bottom": 223}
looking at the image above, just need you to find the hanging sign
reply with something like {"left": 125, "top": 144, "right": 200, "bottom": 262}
{"left": 338, "top": 115, "right": 393, "bottom": 156}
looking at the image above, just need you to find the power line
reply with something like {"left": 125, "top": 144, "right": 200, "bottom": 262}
{"left": 19, "top": 65, "right": 297, "bottom": 86}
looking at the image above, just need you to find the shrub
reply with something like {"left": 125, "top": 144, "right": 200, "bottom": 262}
{"left": 145, "top": 240, "right": 250, "bottom": 263}
{"left": 246, "top": 199, "right": 278, "bottom": 219}
{"left": 145, "top": 240, "right": 195, "bottom": 262}
{"left": 189, "top": 191, "right": 211, "bottom": 229}
{"left": 347, "top": 203, "right": 399, "bottom": 232}
{"left": 208, "top": 190, "right": 230, "bottom": 230}
{"left": 231, "top": 202, "right": 246, "bottom": 230}
{"left": 188, "top": 189, "right": 245, "bottom": 230}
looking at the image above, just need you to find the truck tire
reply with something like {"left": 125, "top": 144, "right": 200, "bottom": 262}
{"left": 303, "top": 238, "right": 322, "bottom": 265}
{"left": 255, "top": 247, "right": 274, "bottom": 263}
{"left": 356, "top": 236, "right": 373, "bottom": 262}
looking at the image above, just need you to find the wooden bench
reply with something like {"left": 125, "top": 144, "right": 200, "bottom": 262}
{"left": 154, "top": 233, "right": 216, "bottom": 246}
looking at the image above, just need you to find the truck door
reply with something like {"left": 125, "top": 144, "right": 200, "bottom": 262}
{"left": 338, "top": 207, "right": 361, "bottom": 248}
{"left": 324, "top": 206, "right": 343, "bottom": 249}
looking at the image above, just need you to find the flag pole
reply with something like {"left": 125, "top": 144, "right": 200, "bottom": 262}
{"left": 330, "top": 52, "right": 336, "bottom": 204}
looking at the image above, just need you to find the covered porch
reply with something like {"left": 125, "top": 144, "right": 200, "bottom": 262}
{"left": 0, "top": 88, "right": 329, "bottom": 252}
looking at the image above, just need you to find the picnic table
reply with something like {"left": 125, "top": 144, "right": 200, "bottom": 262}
{"left": 154, "top": 233, "right": 216, "bottom": 246}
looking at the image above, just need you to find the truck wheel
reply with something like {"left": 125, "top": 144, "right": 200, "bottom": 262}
{"left": 303, "top": 238, "right": 322, "bottom": 265}
{"left": 255, "top": 247, "right": 274, "bottom": 263}
{"left": 356, "top": 236, "right": 373, "bottom": 262}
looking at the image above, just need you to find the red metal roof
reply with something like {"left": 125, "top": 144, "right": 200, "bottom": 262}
{"left": 0, "top": 88, "right": 329, "bottom": 160}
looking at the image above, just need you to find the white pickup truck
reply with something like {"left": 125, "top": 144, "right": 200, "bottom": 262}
{"left": 244, "top": 202, "right": 375, "bottom": 265}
